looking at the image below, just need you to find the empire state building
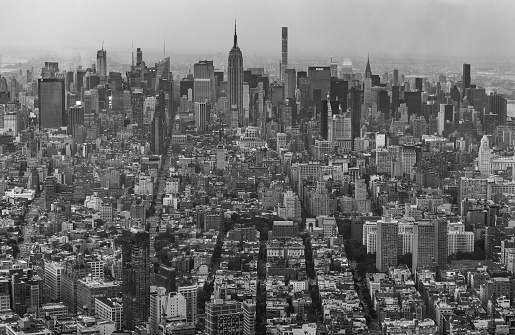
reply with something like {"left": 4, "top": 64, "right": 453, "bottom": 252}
{"left": 227, "top": 21, "right": 243, "bottom": 126}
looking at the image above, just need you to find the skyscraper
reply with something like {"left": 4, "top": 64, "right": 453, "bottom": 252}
{"left": 463, "top": 63, "right": 471, "bottom": 98}
{"left": 364, "top": 54, "right": 372, "bottom": 79}
{"left": 96, "top": 49, "right": 107, "bottom": 80}
{"left": 489, "top": 93, "right": 507, "bottom": 126}
{"left": 281, "top": 27, "right": 288, "bottom": 82}
{"left": 155, "top": 57, "right": 170, "bottom": 92}
{"left": 284, "top": 68, "right": 296, "bottom": 100}
{"left": 122, "top": 228, "right": 150, "bottom": 330}
{"left": 228, "top": 21, "right": 244, "bottom": 125}
{"left": 38, "top": 78, "right": 65, "bottom": 129}
{"left": 376, "top": 218, "right": 398, "bottom": 272}
{"left": 194, "top": 60, "right": 216, "bottom": 102}
{"left": 131, "top": 89, "right": 144, "bottom": 126}
{"left": 194, "top": 102, "right": 210, "bottom": 133}
{"left": 68, "top": 103, "right": 84, "bottom": 136}
{"left": 412, "top": 220, "right": 448, "bottom": 274}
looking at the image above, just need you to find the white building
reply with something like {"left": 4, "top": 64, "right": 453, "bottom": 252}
{"left": 149, "top": 287, "right": 187, "bottom": 335}
{"left": 95, "top": 297, "right": 123, "bottom": 330}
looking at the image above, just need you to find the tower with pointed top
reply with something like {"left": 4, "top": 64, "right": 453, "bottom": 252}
{"left": 228, "top": 21, "right": 244, "bottom": 127}
{"left": 478, "top": 135, "right": 492, "bottom": 176}
{"left": 364, "top": 54, "right": 372, "bottom": 79}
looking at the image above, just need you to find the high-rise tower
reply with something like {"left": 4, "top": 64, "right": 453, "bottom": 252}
{"left": 122, "top": 228, "right": 150, "bottom": 330}
{"left": 38, "top": 78, "right": 65, "bottom": 129}
{"left": 463, "top": 63, "right": 471, "bottom": 99}
{"left": 281, "top": 27, "right": 288, "bottom": 82}
{"left": 228, "top": 21, "right": 244, "bottom": 127}
{"left": 364, "top": 54, "right": 372, "bottom": 79}
{"left": 97, "top": 48, "right": 107, "bottom": 79}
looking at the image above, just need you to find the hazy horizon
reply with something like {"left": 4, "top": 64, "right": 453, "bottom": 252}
{"left": 2, "top": 0, "right": 515, "bottom": 63}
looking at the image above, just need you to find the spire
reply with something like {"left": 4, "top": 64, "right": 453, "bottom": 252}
{"left": 233, "top": 19, "right": 238, "bottom": 48}
{"left": 365, "top": 53, "right": 372, "bottom": 79}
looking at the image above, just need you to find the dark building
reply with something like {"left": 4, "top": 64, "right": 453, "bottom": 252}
{"left": 180, "top": 79, "right": 194, "bottom": 99}
{"left": 415, "top": 78, "right": 423, "bottom": 92}
{"left": 351, "top": 87, "right": 361, "bottom": 146}
{"left": 76, "top": 68, "right": 86, "bottom": 98}
{"left": 131, "top": 89, "right": 144, "bottom": 126}
{"left": 450, "top": 85, "right": 461, "bottom": 107}
{"left": 155, "top": 266, "right": 177, "bottom": 293}
{"left": 392, "top": 86, "right": 400, "bottom": 116}
{"left": 330, "top": 78, "right": 348, "bottom": 112}
{"left": 377, "top": 89, "right": 390, "bottom": 117}
{"left": 489, "top": 93, "right": 507, "bottom": 126}
{"left": 442, "top": 104, "right": 453, "bottom": 122}
{"left": 463, "top": 64, "right": 471, "bottom": 98}
{"left": 65, "top": 71, "right": 74, "bottom": 92}
{"left": 468, "top": 87, "right": 487, "bottom": 112}
{"left": 404, "top": 91, "right": 422, "bottom": 118}
{"left": 109, "top": 72, "right": 123, "bottom": 92}
{"left": 313, "top": 89, "right": 322, "bottom": 120}
{"left": 308, "top": 66, "right": 330, "bottom": 106}
{"left": 320, "top": 100, "right": 329, "bottom": 140}
{"left": 297, "top": 71, "right": 307, "bottom": 88}
{"left": 39, "top": 78, "right": 65, "bottom": 129}
{"left": 122, "top": 229, "right": 150, "bottom": 330}
{"left": 68, "top": 104, "right": 84, "bottom": 136}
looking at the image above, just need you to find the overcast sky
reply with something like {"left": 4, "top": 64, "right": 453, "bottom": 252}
{"left": 2, "top": 0, "right": 514, "bottom": 60}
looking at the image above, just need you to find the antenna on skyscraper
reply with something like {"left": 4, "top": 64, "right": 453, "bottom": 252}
{"left": 102, "top": 41, "right": 104, "bottom": 51}
{"left": 131, "top": 42, "right": 134, "bottom": 67}
{"left": 163, "top": 37, "right": 166, "bottom": 58}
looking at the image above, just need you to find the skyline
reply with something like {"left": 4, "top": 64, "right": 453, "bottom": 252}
{"left": 3, "top": 0, "right": 515, "bottom": 61}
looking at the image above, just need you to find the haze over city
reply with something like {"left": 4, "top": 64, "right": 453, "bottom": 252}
{"left": 3, "top": 0, "right": 515, "bottom": 61}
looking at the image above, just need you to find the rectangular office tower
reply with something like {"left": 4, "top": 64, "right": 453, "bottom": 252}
{"left": 122, "top": 228, "right": 150, "bottom": 330}
{"left": 376, "top": 219, "right": 398, "bottom": 272}
{"left": 38, "top": 78, "right": 65, "bottom": 129}
{"left": 281, "top": 27, "right": 288, "bottom": 82}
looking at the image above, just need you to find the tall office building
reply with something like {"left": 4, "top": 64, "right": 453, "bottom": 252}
{"left": 393, "top": 69, "right": 399, "bottom": 86}
{"left": 131, "top": 89, "right": 144, "bottom": 126}
{"left": 193, "top": 78, "right": 211, "bottom": 103}
{"left": 281, "top": 27, "right": 288, "bottom": 82}
{"left": 155, "top": 57, "right": 170, "bottom": 92}
{"left": 376, "top": 219, "right": 398, "bottom": 272}
{"left": 320, "top": 100, "right": 329, "bottom": 140}
{"left": 194, "top": 60, "right": 216, "bottom": 102}
{"left": 351, "top": 87, "right": 361, "bottom": 146}
{"left": 404, "top": 91, "right": 422, "bottom": 118}
{"left": 463, "top": 63, "right": 471, "bottom": 98}
{"left": 489, "top": 93, "right": 507, "bottom": 126}
{"left": 412, "top": 220, "right": 447, "bottom": 274}
{"left": 122, "top": 228, "right": 150, "bottom": 330}
{"left": 194, "top": 102, "right": 210, "bottom": 133}
{"left": 308, "top": 66, "right": 331, "bottom": 106}
{"left": 97, "top": 49, "right": 107, "bottom": 79}
{"left": 44, "top": 261, "right": 63, "bottom": 302}
{"left": 284, "top": 68, "right": 296, "bottom": 100}
{"left": 228, "top": 22, "right": 244, "bottom": 123}
{"left": 205, "top": 300, "right": 243, "bottom": 335}
{"left": 39, "top": 78, "right": 65, "bottom": 129}
{"left": 68, "top": 103, "right": 84, "bottom": 136}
